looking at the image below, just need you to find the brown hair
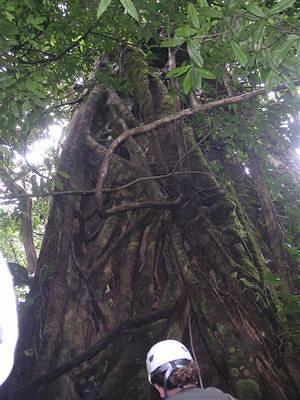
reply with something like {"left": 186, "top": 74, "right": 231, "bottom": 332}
{"left": 151, "top": 362, "right": 200, "bottom": 390}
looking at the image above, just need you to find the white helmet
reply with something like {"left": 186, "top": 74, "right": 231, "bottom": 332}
{"left": 146, "top": 339, "right": 193, "bottom": 381}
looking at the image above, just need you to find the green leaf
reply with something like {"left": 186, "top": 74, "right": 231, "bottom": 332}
{"left": 54, "top": 177, "right": 64, "bottom": 191}
{"left": 188, "top": 3, "right": 200, "bottom": 29}
{"left": 245, "top": 4, "right": 266, "bottom": 18}
{"left": 198, "top": 7, "right": 222, "bottom": 18}
{"left": 0, "top": 20, "right": 18, "bottom": 35}
{"left": 58, "top": 170, "right": 71, "bottom": 180}
{"left": 252, "top": 21, "right": 265, "bottom": 50}
{"left": 273, "top": 36, "right": 298, "bottom": 64}
{"left": 227, "top": 0, "right": 240, "bottom": 9}
{"left": 280, "top": 72, "right": 297, "bottom": 94}
{"left": 197, "top": 0, "right": 208, "bottom": 6}
{"left": 183, "top": 69, "right": 192, "bottom": 95}
{"left": 269, "top": 0, "right": 295, "bottom": 15}
{"left": 24, "top": 80, "right": 38, "bottom": 90}
{"left": 0, "top": 74, "right": 16, "bottom": 88}
{"left": 197, "top": 67, "right": 216, "bottom": 79}
{"left": 191, "top": 66, "right": 202, "bottom": 89}
{"left": 230, "top": 41, "right": 248, "bottom": 65}
{"left": 97, "top": 0, "right": 112, "bottom": 19}
{"left": 25, "top": 15, "right": 46, "bottom": 31}
{"left": 287, "top": 247, "right": 300, "bottom": 262}
{"left": 279, "top": 292, "right": 300, "bottom": 316}
{"left": 263, "top": 270, "right": 281, "bottom": 287}
{"left": 166, "top": 65, "right": 191, "bottom": 78}
{"left": 265, "top": 70, "right": 279, "bottom": 93}
{"left": 175, "top": 26, "right": 198, "bottom": 38}
{"left": 160, "top": 37, "right": 185, "bottom": 48}
{"left": 240, "top": 278, "right": 257, "bottom": 288}
{"left": 187, "top": 40, "right": 203, "bottom": 67}
{"left": 120, "top": 0, "right": 139, "bottom": 21}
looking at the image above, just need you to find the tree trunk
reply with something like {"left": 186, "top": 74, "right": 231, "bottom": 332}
{"left": 1, "top": 51, "right": 299, "bottom": 400}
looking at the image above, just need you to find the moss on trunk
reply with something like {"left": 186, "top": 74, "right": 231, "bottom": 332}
{"left": 2, "top": 51, "right": 299, "bottom": 400}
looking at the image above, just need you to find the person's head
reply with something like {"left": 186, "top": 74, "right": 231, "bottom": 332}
{"left": 146, "top": 340, "right": 199, "bottom": 398}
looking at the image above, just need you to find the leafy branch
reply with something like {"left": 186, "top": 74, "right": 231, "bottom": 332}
{"left": 16, "top": 25, "right": 94, "bottom": 65}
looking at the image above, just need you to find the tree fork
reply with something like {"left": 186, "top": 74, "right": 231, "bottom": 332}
{"left": 95, "top": 81, "right": 300, "bottom": 210}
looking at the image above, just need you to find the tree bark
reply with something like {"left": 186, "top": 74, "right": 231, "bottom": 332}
{"left": 1, "top": 53, "right": 299, "bottom": 400}
{"left": 249, "top": 150, "right": 290, "bottom": 287}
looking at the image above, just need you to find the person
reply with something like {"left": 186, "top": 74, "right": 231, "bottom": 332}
{"left": 146, "top": 339, "right": 237, "bottom": 400}
{"left": 0, "top": 252, "right": 18, "bottom": 385}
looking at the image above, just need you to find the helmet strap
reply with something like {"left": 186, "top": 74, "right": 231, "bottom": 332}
{"left": 163, "top": 361, "right": 176, "bottom": 399}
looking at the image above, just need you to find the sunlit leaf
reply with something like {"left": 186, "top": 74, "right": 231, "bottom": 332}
{"left": 120, "top": 0, "right": 139, "bottom": 21}
{"left": 97, "top": 0, "right": 112, "bottom": 19}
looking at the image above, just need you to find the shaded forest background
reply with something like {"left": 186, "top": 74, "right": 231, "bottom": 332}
{"left": 0, "top": 1, "right": 299, "bottom": 399}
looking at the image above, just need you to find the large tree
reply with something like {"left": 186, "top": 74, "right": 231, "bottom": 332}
{"left": 0, "top": 1, "right": 299, "bottom": 399}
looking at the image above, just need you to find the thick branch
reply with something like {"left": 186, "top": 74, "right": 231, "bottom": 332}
{"left": 95, "top": 81, "right": 300, "bottom": 210}
{"left": 103, "top": 195, "right": 183, "bottom": 217}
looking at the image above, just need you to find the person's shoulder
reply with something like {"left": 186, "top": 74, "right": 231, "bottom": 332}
{"left": 205, "top": 387, "right": 237, "bottom": 399}
{"left": 173, "top": 387, "right": 237, "bottom": 400}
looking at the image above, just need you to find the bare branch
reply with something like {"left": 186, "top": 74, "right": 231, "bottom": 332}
{"left": 0, "top": 172, "right": 211, "bottom": 201}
